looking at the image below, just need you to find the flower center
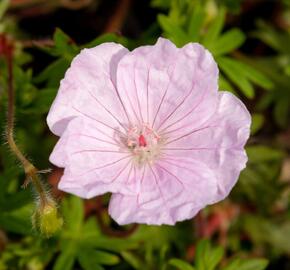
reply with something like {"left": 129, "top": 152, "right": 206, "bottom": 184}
{"left": 126, "top": 124, "right": 162, "bottom": 166}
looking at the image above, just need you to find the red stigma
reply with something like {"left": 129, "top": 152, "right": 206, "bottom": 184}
{"left": 138, "top": 134, "right": 147, "bottom": 147}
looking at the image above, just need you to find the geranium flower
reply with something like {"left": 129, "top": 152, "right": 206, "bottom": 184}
{"left": 47, "top": 38, "right": 251, "bottom": 225}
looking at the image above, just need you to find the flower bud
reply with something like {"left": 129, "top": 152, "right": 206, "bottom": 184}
{"left": 33, "top": 201, "right": 63, "bottom": 238}
{"left": 27, "top": 257, "right": 43, "bottom": 270}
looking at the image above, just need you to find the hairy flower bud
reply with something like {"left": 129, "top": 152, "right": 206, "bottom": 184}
{"left": 32, "top": 200, "right": 63, "bottom": 238}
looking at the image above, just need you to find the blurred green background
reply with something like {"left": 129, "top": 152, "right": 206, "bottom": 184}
{"left": 0, "top": 0, "right": 290, "bottom": 269}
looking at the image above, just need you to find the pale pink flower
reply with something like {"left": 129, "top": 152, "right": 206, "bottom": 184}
{"left": 47, "top": 38, "right": 251, "bottom": 225}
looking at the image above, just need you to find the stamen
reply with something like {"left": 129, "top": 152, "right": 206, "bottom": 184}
{"left": 123, "top": 123, "right": 163, "bottom": 166}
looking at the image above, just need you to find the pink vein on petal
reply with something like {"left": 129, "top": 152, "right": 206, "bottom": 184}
{"left": 151, "top": 71, "right": 171, "bottom": 128}
{"left": 156, "top": 83, "right": 196, "bottom": 131}
{"left": 162, "top": 147, "right": 218, "bottom": 151}
{"left": 109, "top": 76, "right": 132, "bottom": 125}
{"left": 146, "top": 67, "right": 150, "bottom": 124}
{"left": 136, "top": 165, "right": 146, "bottom": 206}
{"left": 148, "top": 164, "right": 170, "bottom": 213}
{"left": 87, "top": 90, "right": 127, "bottom": 131}
{"left": 155, "top": 163, "right": 185, "bottom": 188}
{"left": 70, "top": 133, "right": 120, "bottom": 147}
{"left": 98, "top": 54, "right": 132, "bottom": 125}
{"left": 72, "top": 106, "right": 126, "bottom": 137}
{"left": 106, "top": 159, "right": 132, "bottom": 184}
{"left": 159, "top": 86, "right": 208, "bottom": 135}
{"left": 119, "top": 69, "right": 142, "bottom": 126}
{"left": 154, "top": 164, "right": 185, "bottom": 207}
{"left": 152, "top": 62, "right": 178, "bottom": 128}
{"left": 76, "top": 155, "right": 132, "bottom": 177}
{"left": 158, "top": 158, "right": 202, "bottom": 176}
{"left": 125, "top": 163, "right": 134, "bottom": 185}
{"left": 133, "top": 61, "right": 144, "bottom": 123}
{"left": 165, "top": 125, "right": 218, "bottom": 145}
{"left": 71, "top": 149, "right": 128, "bottom": 155}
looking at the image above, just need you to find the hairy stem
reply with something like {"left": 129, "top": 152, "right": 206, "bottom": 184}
{"left": 5, "top": 39, "right": 47, "bottom": 207}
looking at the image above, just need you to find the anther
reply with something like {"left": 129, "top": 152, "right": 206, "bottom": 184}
{"left": 138, "top": 134, "right": 147, "bottom": 147}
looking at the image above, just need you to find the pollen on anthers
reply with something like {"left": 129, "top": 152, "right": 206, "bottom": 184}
{"left": 124, "top": 123, "right": 163, "bottom": 166}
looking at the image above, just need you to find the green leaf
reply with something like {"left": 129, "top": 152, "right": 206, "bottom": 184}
{"left": 77, "top": 249, "right": 119, "bottom": 268}
{"left": 223, "top": 259, "right": 242, "bottom": 270}
{"left": 228, "top": 60, "right": 273, "bottom": 90}
{"left": 195, "top": 240, "right": 210, "bottom": 270}
{"left": 251, "top": 114, "right": 264, "bottom": 135}
{"left": 238, "top": 259, "right": 269, "bottom": 270}
{"left": 274, "top": 98, "right": 290, "bottom": 127}
{"left": 246, "top": 145, "right": 284, "bottom": 163}
{"left": 131, "top": 225, "right": 186, "bottom": 250}
{"left": 0, "top": 189, "right": 32, "bottom": 212}
{"left": 0, "top": 207, "right": 32, "bottom": 235}
{"left": 284, "top": 65, "right": 290, "bottom": 76}
{"left": 62, "top": 196, "right": 84, "bottom": 233}
{"left": 34, "top": 58, "right": 70, "bottom": 87}
{"left": 25, "top": 88, "right": 57, "bottom": 114}
{"left": 188, "top": 3, "right": 204, "bottom": 41}
{"left": 253, "top": 21, "right": 290, "bottom": 54}
{"left": 82, "top": 217, "right": 101, "bottom": 240}
{"left": 81, "top": 217, "right": 138, "bottom": 252}
{"left": 160, "top": 244, "right": 169, "bottom": 266}
{"left": 151, "top": 0, "right": 171, "bottom": 9}
{"left": 54, "top": 28, "right": 70, "bottom": 46}
{"left": 207, "top": 246, "right": 224, "bottom": 270}
{"left": 121, "top": 251, "right": 143, "bottom": 269}
{"left": 78, "top": 254, "right": 104, "bottom": 270}
{"left": 243, "top": 56, "right": 290, "bottom": 127}
{"left": 243, "top": 215, "right": 290, "bottom": 254}
{"left": 219, "top": 74, "right": 236, "bottom": 94}
{"left": 194, "top": 240, "right": 224, "bottom": 270}
{"left": 211, "top": 29, "right": 245, "bottom": 56}
{"left": 84, "top": 33, "right": 128, "bottom": 49}
{"left": 89, "top": 250, "right": 119, "bottom": 265}
{"left": 53, "top": 246, "right": 76, "bottom": 270}
{"left": 86, "top": 237, "right": 139, "bottom": 252}
{"left": 202, "top": 7, "right": 226, "bottom": 47}
{"left": 221, "top": 0, "right": 243, "bottom": 12}
{"left": 0, "top": 0, "right": 9, "bottom": 20}
{"left": 158, "top": 14, "right": 189, "bottom": 47}
{"left": 53, "top": 28, "right": 79, "bottom": 59}
{"left": 168, "top": 258, "right": 195, "bottom": 270}
{"left": 218, "top": 57, "right": 255, "bottom": 98}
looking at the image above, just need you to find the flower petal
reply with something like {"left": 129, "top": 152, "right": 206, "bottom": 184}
{"left": 108, "top": 157, "right": 218, "bottom": 225}
{"left": 50, "top": 117, "right": 139, "bottom": 198}
{"left": 47, "top": 42, "right": 129, "bottom": 136}
{"left": 116, "top": 38, "right": 219, "bottom": 132}
{"left": 163, "top": 92, "right": 251, "bottom": 201}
